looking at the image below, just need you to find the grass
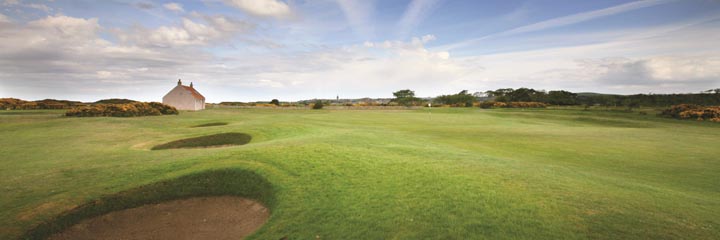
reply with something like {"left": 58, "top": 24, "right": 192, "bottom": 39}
{"left": 21, "top": 169, "right": 274, "bottom": 239}
{"left": 191, "top": 122, "right": 229, "bottom": 128}
{"left": 1, "top": 108, "right": 719, "bottom": 239}
{"left": 151, "top": 132, "right": 252, "bottom": 150}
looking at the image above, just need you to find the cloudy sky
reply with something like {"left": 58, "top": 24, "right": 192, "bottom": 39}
{"left": 0, "top": 0, "right": 719, "bottom": 102}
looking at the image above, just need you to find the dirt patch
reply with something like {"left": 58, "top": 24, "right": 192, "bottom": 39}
{"left": 48, "top": 197, "right": 269, "bottom": 240}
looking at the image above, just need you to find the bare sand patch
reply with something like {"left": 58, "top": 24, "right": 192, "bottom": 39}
{"left": 49, "top": 196, "right": 269, "bottom": 240}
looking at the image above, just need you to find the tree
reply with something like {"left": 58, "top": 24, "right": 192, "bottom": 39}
{"left": 391, "top": 89, "right": 422, "bottom": 107}
{"left": 547, "top": 90, "right": 577, "bottom": 105}
{"left": 312, "top": 100, "right": 324, "bottom": 109}
{"left": 270, "top": 99, "right": 280, "bottom": 106}
{"left": 434, "top": 90, "right": 476, "bottom": 107}
{"left": 507, "top": 88, "right": 536, "bottom": 102}
{"left": 623, "top": 99, "right": 640, "bottom": 112}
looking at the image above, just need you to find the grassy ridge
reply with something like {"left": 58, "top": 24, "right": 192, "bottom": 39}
{"left": 151, "top": 132, "right": 252, "bottom": 150}
{"left": 22, "top": 169, "right": 275, "bottom": 240}
{"left": 1, "top": 108, "right": 719, "bottom": 239}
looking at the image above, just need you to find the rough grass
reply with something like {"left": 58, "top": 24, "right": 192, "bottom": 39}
{"left": 151, "top": 133, "right": 251, "bottom": 150}
{"left": 191, "top": 122, "right": 229, "bottom": 128}
{"left": 21, "top": 169, "right": 274, "bottom": 240}
{"left": 1, "top": 108, "right": 719, "bottom": 239}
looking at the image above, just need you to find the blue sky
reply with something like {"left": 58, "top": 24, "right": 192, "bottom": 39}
{"left": 0, "top": 0, "right": 719, "bottom": 102}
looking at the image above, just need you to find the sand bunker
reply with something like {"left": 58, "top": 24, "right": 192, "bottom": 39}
{"left": 49, "top": 197, "right": 269, "bottom": 240}
{"left": 152, "top": 133, "right": 252, "bottom": 150}
{"left": 191, "top": 122, "right": 229, "bottom": 128}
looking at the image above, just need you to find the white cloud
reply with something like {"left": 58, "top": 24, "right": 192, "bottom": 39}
{"left": 450, "top": 23, "right": 720, "bottom": 93}
{"left": 163, "top": 2, "right": 184, "bottom": 12}
{"left": 502, "top": 0, "right": 677, "bottom": 36}
{"left": 335, "top": 0, "right": 375, "bottom": 38}
{"left": 2, "top": 0, "right": 52, "bottom": 12}
{"left": 0, "top": 15, "right": 213, "bottom": 101}
{"left": 27, "top": 15, "right": 101, "bottom": 40}
{"left": 444, "top": 0, "right": 678, "bottom": 50}
{"left": 115, "top": 16, "right": 254, "bottom": 48}
{"left": 26, "top": 3, "right": 51, "bottom": 12}
{"left": 397, "top": 0, "right": 443, "bottom": 37}
{"left": 2, "top": 0, "right": 19, "bottom": 6}
{"left": 0, "top": 13, "right": 9, "bottom": 23}
{"left": 222, "top": 0, "right": 291, "bottom": 18}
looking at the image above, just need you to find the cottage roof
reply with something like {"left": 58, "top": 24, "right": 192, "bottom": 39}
{"left": 181, "top": 85, "right": 205, "bottom": 101}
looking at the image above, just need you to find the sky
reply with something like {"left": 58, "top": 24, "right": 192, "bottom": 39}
{"left": 0, "top": 0, "right": 719, "bottom": 102}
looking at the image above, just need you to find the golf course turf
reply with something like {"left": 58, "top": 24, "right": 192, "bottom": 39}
{"left": 1, "top": 108, "right": 719, "bottom": 239}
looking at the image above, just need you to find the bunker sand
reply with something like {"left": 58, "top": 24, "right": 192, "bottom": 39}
{"left": 49, "top": 196, "right": 269, "bottom": 240}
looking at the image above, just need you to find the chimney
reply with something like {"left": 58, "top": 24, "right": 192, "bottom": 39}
{"left": 177, "top": 79, "right": 182, "bottom": 86}
{"left": 190, "top": 82, "right": 193, "bottom": 88}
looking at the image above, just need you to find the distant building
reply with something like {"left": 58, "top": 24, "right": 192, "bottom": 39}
{"left": 162, "top": 79, "right": 205, "bottom": 111}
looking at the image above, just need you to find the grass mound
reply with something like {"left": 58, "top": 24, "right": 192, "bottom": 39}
{"left": 22, "top": 169, "right": 275, "bottom": 240}
{"left": 191, "top": 122, "right": 229, "bottom": 128}
{"left": 152, "top": 133, "right": 251, "bottom": 150}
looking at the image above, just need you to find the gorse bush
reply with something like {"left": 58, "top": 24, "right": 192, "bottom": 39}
{"left": 661, "top": 104, "right": 720, "bottom": 122}
{"left": 1, "top": 98, "right": 82, "bottom": 110}
{"left": 65, "top": 102, "right": 178, "bottom": 117}
{"left": 479, "top": 101, "right": 547, "bottom": 109}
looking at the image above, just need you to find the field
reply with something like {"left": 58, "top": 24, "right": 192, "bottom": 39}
{"left": 1, "top": 108, "right": 719, "bottom": 239}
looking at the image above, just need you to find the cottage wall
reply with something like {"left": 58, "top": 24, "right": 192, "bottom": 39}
{"left": 163, "top": 85, "right": 204, "bottom": 110}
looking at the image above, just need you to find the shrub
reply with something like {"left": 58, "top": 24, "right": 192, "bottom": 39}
{"left": 507, "top": 102, "right": 548, "bottom": 108}
{"left": 312, "top": 100, "right": 324, "bottom": 109}
{"left": 270, "top": 99, "right": 280, "bottom": 106}
{"left": 661, "top": 104, "right": 720, "bottom": 122}
{"left": 65, "top": 102, "right": 178, "bottom": 117}
{"left": 478, "top": 101, "right": 546, "bottom": 109}
{"left": 479, "top": 101, "right": 494, "bottom": 109}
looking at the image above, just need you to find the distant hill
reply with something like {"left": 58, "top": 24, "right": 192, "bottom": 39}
{"left": 575, "top": 92, "right": 621, "bottom": 97}
{"left": 1, "top": 98, "right": 84, "bottom": 110}
{"left": 94, "top": 99, "right": 138, "bottom": 104}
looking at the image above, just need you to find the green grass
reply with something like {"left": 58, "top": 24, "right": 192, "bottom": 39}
{"left": 190, "top": 122, "right": 229, "bottom": 128}
{"left": 1, "top": 108, "right": 719, "bottom": 239}
{"left": 151, "top": 132, "right": 252, "bottom": 150}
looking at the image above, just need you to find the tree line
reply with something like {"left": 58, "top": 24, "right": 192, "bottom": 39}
{"left": 390, "top": 88, "right": 720, "bottom": 107}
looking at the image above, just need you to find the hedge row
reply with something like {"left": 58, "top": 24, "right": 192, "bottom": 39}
{"left": 661, "top": 104, "right": 720, "bottom": 122}
{"left": 479, "top": 101, "right": 548, "bottom": 109}
{"left": 65, "top": 102, "right": 178, "bottom": 117}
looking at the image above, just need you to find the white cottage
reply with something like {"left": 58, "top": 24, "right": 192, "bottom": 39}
{"left": 162, "top": 79, "right": 205, "bottom": 111}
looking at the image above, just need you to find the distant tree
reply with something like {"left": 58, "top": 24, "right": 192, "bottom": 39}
{"left": 507, "top": 88, "right": 537, "bottom": 102}
{"left": 623, "top": 99, "right": 640, "bottom": 112}
{"left": 546, "top": 90, "right": 577, "bottom": 105}
{"left": 391, "top": 89, "right": 422, "bottom": 107}
{"left": 434, "top": 90, "right": 476, "bottom": 107}
{"left": 312, "top": 100, "right": 324, "bottom": 109}
{"left": 270, "top": 99, "right": 280, "bottom": 106}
